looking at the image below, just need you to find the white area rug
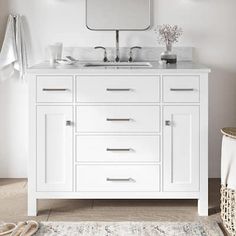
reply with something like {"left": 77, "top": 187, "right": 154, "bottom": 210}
{"left": 35, "top": 221, "right": 223, "bottom": 236}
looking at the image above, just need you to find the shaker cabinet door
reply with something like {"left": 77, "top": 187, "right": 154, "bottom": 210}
{"left": 163, "top": 106, "right": 199, "bottom": 192}
{"left": 36, "top": 106, "right": 73, "bottom": 192}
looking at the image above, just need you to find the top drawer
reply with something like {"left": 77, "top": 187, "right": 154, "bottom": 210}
{"left": 163, "top": 75, "right": 200, "bottom": 103}
{"left": 37, "top": 76, "right": 73, "bottom": 103}
{"left": 76, "top": 76, "right": 160, "bottom": 103}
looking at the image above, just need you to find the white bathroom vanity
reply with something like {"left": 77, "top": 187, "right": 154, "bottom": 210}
{"left": 27, "top": 61, "right": 210, "bottom": 216}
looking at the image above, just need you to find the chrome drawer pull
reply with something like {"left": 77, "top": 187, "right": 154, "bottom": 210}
{"left": 106, "top": 118, "right": 131, "bottom": 121}
{"left": 106, "top": 178, "right": 135, "bottom": 182}
{"left": 106, "top": 88, "right": 131, "bottom": 91}
{"left": 170, "top": 88, "right": 194, "bottom": 91}
{"left": 42, "top": 88, "right": 69, "bottom": 91}
{"left": 106, "top": 148, "right": 131, "bottom": 152}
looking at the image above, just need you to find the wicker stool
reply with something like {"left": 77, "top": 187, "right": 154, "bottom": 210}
{"left": 221, "top": 127, "right": 236, "bottom": 236}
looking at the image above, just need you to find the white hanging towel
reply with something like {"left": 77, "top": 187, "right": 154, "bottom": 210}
{"left": 221, "top": 135, "right": 236, "bottom": 189}
{"left": 0, "top": 15, "right": 27, "bottom": 81}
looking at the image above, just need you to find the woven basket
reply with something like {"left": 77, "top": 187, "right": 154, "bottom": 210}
{"left": 221, "top": 185, "right": 236, "bottom": 235}
{"left": 221, "top": 127, "right": 236, "bottom": 139}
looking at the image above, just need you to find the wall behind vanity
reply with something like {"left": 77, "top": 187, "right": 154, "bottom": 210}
{"left": 0, "top": 0, "right": 236, "bottom": 178}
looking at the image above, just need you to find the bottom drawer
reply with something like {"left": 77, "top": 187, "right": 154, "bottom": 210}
{"left": 76, "top": 165, "right": 160, "bottom": 192}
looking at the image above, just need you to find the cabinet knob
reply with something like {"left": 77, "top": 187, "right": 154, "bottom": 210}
{"left": 165, "top": 120, "right": 171, "bottom": 126}
{"left": 66, "top": 120, "right": 72, "bottom": 126}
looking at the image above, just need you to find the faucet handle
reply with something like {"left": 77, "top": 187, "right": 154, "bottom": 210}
{"left": 130, "top": 46, "right": 142, "bottom": 51}
{"left": 129, "top": 46, "right": 142, "bottom": 62}
{"left": 94, "top": 46, "right": 108, "bottom": 62}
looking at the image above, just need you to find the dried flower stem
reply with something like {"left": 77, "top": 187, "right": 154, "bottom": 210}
{"left": 154, "top": 24, "right": 183, "bottom": 46}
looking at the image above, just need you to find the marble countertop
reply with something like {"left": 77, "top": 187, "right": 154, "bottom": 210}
{"left": 27, "top": 61, "right": 211, "bottom": 74}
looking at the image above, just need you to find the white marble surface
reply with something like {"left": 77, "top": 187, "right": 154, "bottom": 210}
{"left": 28, "top": 61, "right": 210, "bottom": 74}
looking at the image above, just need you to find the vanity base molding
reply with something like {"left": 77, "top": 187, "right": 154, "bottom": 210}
{"left": 28, "top": 67, "right": 209, "bottom": 216}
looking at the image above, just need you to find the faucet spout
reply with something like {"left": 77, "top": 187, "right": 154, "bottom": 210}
{"left": 115, "top": 30, "right": 120, "bottom": 62}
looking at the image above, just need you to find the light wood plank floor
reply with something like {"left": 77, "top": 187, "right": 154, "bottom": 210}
{"left": 0, "top": 178, "right": 222, "bottom": 224}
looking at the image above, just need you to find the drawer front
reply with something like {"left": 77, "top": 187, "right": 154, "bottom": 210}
{"left": 76, "top": 135, "right": 160, "bottom": 163}
{"left": 37, "top": 76, "right": 73, "bottom": 102}
{"left": 76, "top": 165, "right": 160, "bottom": 192}
{"left": 76, "top": 76, "right": 160, "bottom": 103}
{"left": 163, "top": 76, "right": 200, "bottom": 103}
{"left": 76, "top": 106, "right": 160, "bottom": 133}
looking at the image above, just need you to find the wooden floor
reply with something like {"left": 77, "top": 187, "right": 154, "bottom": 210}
{"left": 0, "top": 178, "right": 222, "bottom": 224}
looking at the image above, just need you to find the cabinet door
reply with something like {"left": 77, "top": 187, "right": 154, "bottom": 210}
{"left": 37, "top": 106, "right": 73, "bottom": 192}
{"left": 163, "top": 106, "right": 199, "bottom": 192}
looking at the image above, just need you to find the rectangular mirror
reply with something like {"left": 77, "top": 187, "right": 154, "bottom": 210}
{"left": 86, "top": 0, "right": 151, "bottom": 31}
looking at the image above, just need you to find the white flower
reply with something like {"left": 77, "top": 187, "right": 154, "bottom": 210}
{"left": 154, "top": 24, "right": 183, "bottom": 45}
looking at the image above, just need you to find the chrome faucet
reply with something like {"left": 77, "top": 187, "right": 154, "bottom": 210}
{"left": 95, "top": 32, "right": 141, "bottom": 63}
{"left": 115, "top": 30, "right": 120, "bottom": 62}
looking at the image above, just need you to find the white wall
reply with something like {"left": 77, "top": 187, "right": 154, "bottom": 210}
{"left": 0, "top": 0, "right": 29, "bottom": 178}
{"left": 1, "top": 0, "right": 236, "bottom": 177}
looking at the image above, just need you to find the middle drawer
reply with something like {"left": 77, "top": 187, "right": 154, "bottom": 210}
{"left": 76, "top": 135, "right": 160, "bottom": 163}
{"left": 76, "top": 106, "right": 160, "bottom": 133}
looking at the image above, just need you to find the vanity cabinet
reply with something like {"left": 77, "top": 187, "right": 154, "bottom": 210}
{"left": 28, "top": 65, "right": 209, "bottom": 217}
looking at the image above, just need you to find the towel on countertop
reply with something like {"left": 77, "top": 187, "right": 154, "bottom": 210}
{"left": 221, "top": 135, "right": 236, "bottom": 190}
{"left": 0, "top": 14, "right": 27, "bottom": 81}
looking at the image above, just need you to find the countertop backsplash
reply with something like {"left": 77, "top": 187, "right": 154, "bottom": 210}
{"left": 62, "top": 47, "right": 193, "bottom": 62}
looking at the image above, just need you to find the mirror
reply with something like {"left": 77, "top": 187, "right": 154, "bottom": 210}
{"left": 86, "top": 0, "right": 150, "bottom": 31}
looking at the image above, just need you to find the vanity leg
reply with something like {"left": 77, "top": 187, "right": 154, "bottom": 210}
{"left": 28, "top": 197, "right": 38, "bottom": 216}
{"left": 198, "top": 196, "right": 208, "bottom": 216}
{"left": 198, "top": 75, "right": 208, "bottom": 217}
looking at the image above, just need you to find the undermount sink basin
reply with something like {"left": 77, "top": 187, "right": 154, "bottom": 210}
{"left": 84, "top": 62, "right": 152, "bottom": 68}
